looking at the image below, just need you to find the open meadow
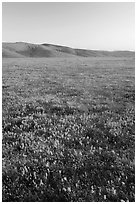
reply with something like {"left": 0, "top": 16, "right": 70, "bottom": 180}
{"left": 2, "top": 56, "right": 135, "bottom": 201}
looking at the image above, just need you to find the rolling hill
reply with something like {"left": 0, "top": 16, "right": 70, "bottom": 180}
{"left": 2, "top": 42, "right": 135, "bottom": 58}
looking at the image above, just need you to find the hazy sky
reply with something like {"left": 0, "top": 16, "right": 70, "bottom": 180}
{"left": 2, "top": 2, "right": 135, "bottom": 50}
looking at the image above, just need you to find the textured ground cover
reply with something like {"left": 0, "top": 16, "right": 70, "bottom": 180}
{"left": 2, "top": 57, "right": 135, "bottom": 201}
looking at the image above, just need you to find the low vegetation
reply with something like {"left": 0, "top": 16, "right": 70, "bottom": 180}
{"left": 2, "top": 57, "right": 135, "bottom": 201}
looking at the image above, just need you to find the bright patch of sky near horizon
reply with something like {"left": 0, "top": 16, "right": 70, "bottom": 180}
{"left": 2, "top": 2, "right": 135, "bottom": 51}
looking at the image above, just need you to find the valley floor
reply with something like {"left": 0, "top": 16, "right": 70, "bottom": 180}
{"left": 2, "top": 57, "right": 135, "bottom": 201}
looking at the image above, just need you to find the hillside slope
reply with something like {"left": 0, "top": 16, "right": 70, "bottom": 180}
{"left": 2, "top": 42, "right": 135, "bottom": 58}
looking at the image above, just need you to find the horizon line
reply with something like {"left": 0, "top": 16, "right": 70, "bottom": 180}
{"left": 2, "top": 41, "right": 135, "bottom": 52}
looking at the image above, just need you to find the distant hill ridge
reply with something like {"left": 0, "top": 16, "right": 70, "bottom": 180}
{"left": 2, "top": 42, "right": 135, "bottom": 58}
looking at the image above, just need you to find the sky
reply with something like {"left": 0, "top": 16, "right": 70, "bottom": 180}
{"left": 2, "top": 2, "right": 135, "bottom": 50}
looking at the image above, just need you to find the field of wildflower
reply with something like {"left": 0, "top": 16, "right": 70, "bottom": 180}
{"left": 2, "top": 57, "right": 135, "bottom": 201}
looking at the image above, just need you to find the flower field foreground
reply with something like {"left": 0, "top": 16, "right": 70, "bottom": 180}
{"left": 2, "top": 57, "right": 135, "bottom": 201}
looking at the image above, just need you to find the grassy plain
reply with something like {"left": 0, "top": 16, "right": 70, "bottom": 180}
{"left": 2, "top": 56, "right": 135, "bottom": 201}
